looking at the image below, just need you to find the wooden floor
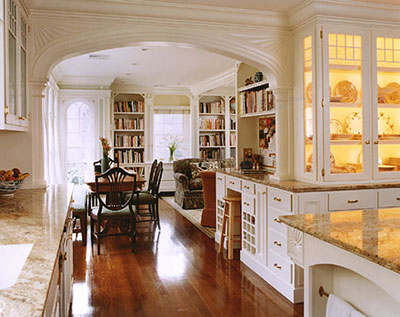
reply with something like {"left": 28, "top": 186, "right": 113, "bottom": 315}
{"left": 71, "top": 199, "right": 304, "bottom": 317}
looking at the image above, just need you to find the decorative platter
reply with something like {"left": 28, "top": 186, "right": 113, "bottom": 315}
{"left": 330, "top": 119, "right": 343, "bottom": 134}
{"left": 345, "top": 112, "right": 362, "bottom": 135}
{"left": 377, "top": 112, "right": 394, "bottom": 135}
{"left": 334, "top": 80, "right": 358, "bottom": 103}
{"left": 307, "top": 152, "right": 335, "bottom": 168}
{"left": 384, "top": 82, "right": 400, "bottom": 104}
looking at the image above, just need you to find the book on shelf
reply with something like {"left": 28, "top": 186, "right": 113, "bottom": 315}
{"left": 230, "top": 118, "right": 236, "bottom": 130}
{"left": 114, "top": 135, "right": 144, "bottom": 147}
{"left": 240, "top": 88, "right": 275, "bottom": 114}
{"left": 199, "top": 118, "right": 225, "bottom": 130}
{"left": 115, "top": 149, "right": 144, "bottom": 164}
{"left": 199, "top": 101, "right": 225, "bottom": 114}
{"left": 199, "top": 133, "right": 225, "bottom": 147}
{"left": 200, "top": 148, "right": 225, "bottom": 160}
{"left": 114, "top": 100, "right": 144, "bottom": 113}
{"left": 114, "top": 118, "right": 144, "bottom": 130}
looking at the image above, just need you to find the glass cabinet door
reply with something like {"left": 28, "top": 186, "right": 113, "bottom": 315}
{"left": 373, "top": 36, "right": 400, "bottom": 177}
{"left": 303, "top": 35, "right": 314, "bottom": 174}
{"left": 324, "top": 31, "right": 370, "bottom": 180}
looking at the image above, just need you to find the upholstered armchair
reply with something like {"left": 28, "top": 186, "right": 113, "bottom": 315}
{"left": 173, "top": 158, "right": 234, "bottom": 210}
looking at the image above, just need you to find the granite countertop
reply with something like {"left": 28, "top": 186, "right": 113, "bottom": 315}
{"left": 0, "top": 185, "right": 72, "bottom": 317}
{"left": 279, "top": 209, "right": 400, "bottom": 274}
{"left": 216, "top": 168, "right": 400, "bottom": 193}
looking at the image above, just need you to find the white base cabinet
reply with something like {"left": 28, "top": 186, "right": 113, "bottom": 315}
{"left": 216, "top": 172, "right": 400, "bottom": 304}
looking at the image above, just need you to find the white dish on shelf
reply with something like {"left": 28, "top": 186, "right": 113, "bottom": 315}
{"left": 377, "top": 112, "right": 394, "bottom": 135}
{"left": 345, "top": 112, "right": 362, "bottom": 135}
{"left": 330, "top": 119, "right": 343, "bottom": 134}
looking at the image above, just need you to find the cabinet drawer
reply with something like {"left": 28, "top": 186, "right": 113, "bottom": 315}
{"left": 216, "top": 173, "right": 225, "bottom": 200}
{"left": 226, "top": 176, "right": 240, "bottom": 191}
{"left": 328, "top": 190, "right": 376, "bottom": 211}
{"left": 268, "top": 228, "right": 287, "bottom": 257}
{"left": 242, "top": 180, "right": 255, "bottom": 195}
{"left": 378, "top": 189, "right": 400, "bottom": 208}
{"left": 268, "top": 250, "right": 292, "bottom": 284}
{"left": 242, "top": 194, "right": 255, "bottom": 216}
{"left": 268, "top": 207, "right": 287, "bottom": 233}
{"left": 268, "top": 188, "right": 293, "bottom": 213}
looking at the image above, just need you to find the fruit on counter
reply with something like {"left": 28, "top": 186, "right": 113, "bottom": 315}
{"left": 0, "top": 169, "right": 30, "bottom": 181}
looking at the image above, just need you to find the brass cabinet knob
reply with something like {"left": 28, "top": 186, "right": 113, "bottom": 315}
{"left": 365, "top": 140, "right": 370, "bottom": 145}
{"left": 273, "top": 197, "right": 282, "bottom": 202}
{"left": 274, "top": 218, "right": 282, "bottom": 223}
{"left": 274, "top": 241, "right": 282, "bottom": 247}
{"left": 374, "top": 140, "right": 379, "bottom": 145}
{"left": 347, "top": 199, "right": 359, "bottom": 204}
{"left": 274, "top": 263, "right": 282, "bottom": 270}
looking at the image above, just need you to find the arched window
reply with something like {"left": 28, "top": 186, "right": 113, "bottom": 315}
{"left": 66, "top": 101, "right": 95, "bottom": 184}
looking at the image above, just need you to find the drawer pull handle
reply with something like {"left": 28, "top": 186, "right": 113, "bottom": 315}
{"left": 229, "top": 181, "right": 235, "bottom": 185}
{"left": 274, "top": 263, "right": 282, "bottom": 270}
{"left": 273, "top": 241, "right": 282, "bottom": 247}
{"left": 274, "top": 218, "right": 282, "bottom": 224}
{"left": 262, "top": 192, "right": 267, "bottom": 195}
{"left": 347, "top": 199, "right": 359, "bottom": 204}
{"left": 217, "top": 177, "right": 222, "bottom": 181}
{"left": 396, "top": 197, "right": 400, "bottom": 201}
{"left": 70, "top": 199, "right": 75, "bottom": 203}
{"left": 273, "top": 197, "right": 282, "bottom": 202}
{"left": 244, "top": 202, "right": 250, "bottom": 206}
{"left": 244, "top": 185, "right": 250, "bottom": 189}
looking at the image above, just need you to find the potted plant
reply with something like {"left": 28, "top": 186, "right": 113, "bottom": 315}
{"left": 99, "top": 137, "right": 111, "bottom": 173}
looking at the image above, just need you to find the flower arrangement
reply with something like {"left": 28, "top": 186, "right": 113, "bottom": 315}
{"left": 99, "top": 137, "right": 111, "bottom": 157}
{"left": 162, "top": 135, "right": 183, "bottom": 161}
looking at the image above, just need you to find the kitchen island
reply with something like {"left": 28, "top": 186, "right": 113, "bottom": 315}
{"left": 0, "top": 185, "right": 73, "bottom": 317}
{"left": 280, "top": 209, "right": 400, "bottom": 317}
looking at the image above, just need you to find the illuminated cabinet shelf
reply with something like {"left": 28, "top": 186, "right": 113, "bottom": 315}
{"left": 294, "top": 27, "right": 400, "bottom": 183}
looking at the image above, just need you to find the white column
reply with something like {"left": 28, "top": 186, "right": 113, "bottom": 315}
{"left": 30, "top": 81, "right": 47, "bottom": 188}
{"left": 190, "top": 94, "right": 199, "bottom": 158}
{"left": 144, "top": 93, "right": 153, "bottom": 162}
{"left": 270, "top": 86, "right": 292, "bottom": 180}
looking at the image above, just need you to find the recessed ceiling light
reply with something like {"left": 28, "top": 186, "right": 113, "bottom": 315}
{"left": 125, "top": 73, "right": 132, "bottom": 75}
{"left": 88, "top": 54, "right": 110, "bottom": 60}
{"left": 131, "top": 63, "right": 138, "bottom": 66}
{"left": 176, "top": 83, "right": 181, "bottom": 85}
{"left": 141, "top": 48, "right": 148, "bottom": 51}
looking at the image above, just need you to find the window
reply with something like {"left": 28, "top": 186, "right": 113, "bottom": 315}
{"left": 153, "top": 107, "right": 190, "bottom": 160}
{"left": 66, "top": 102, "right": 95, "bottom": 184}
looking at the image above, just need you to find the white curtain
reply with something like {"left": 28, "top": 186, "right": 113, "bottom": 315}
{"left": 43, "top": 83, "right": 65, "bottom": 185}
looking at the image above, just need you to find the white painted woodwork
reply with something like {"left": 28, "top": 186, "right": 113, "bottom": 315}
{"left": 328, "top": 190, "right": 377, "bottom": 211}
{"left": 297, "top": 192, "right": 327, "bottom": 214}
{"left": 377, "top": 188, "right": 400, "bottom": 208}
{"left": 268, "top": 188, "right": 293, "bottom": 212}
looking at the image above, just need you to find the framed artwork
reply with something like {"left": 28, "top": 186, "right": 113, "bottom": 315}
{"left": 259, "top": 117, "right": 276, "bottom": 149}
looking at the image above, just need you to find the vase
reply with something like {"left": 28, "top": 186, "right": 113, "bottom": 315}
{"left": 169, "top": 149, "right": 175, "bottom": 162}
{"left": 101, "top": 154, "right": 109, "bottom": 173}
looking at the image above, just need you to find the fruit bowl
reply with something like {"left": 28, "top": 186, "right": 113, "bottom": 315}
{"left": 0, "top": 169, "right": 29, "bottom": 196}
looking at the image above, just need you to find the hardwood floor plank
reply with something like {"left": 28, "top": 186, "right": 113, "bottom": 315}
{"left": 71, "top": 199, "right": 303, "bottom": 316}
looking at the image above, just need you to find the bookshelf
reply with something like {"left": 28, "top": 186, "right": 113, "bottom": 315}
{"left": 112, "top": 93, "right": 145, "bottom": 176}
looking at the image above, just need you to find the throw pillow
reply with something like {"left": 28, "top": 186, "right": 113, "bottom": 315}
{"left": 190, "top": 161, "right": 218, "bottom": 179}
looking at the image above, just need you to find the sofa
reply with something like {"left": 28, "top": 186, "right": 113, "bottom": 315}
{"left": 173, "top": 158, "right": 235, "bottom": 210}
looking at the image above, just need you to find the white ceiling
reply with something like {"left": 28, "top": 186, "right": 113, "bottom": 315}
{"left": 53, "top": 44, "right": 237, "bottom": 89}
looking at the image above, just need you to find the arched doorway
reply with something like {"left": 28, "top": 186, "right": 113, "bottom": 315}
{"left": 65, "top": 101, "right": 95, "bottom": 184}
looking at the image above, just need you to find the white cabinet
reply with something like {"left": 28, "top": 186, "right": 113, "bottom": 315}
{"left": 295, "top": 25, "right": 400, "bottom": 183}
{"left": 255, "top": 184, "right": 267, "bottom": 266}
{"left": 1, "top": 0, "right": 29, "bottom": 131}
{"left": 215, "top": 173, "right": 226, "bottom": 243}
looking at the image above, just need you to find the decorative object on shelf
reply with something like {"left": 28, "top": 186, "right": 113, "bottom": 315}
{"left": 378, "top": 165, "right": 396, "bottom": 171}
{"left": 330, "top": 119, "right": 343, "bottom": 134}
{"left": 334, "top": 80, "right": 358, "bottom": 103}
{"left": 308, "top": 153, "right": 335, "bottom": 168}
{"left": 305, "top": 82, "right": 313, "bottom": 105}
{"left": 99, "top": 137, "right": 111, "bottom": 173}
{"left": 252, "top": 154, "right": 261, "bottom": 169}
{"left": 0, "top": 169, "right": 29, "bottom": 196}
{"left": 240, "top": 148, "right": 253, "bottom": 170}
{"left": 245, "top": 77, "right": 254, "bottom": 86}
{"left": 384, "top": 82, "right": 400, "bottom": 104}
{"left": 259, "top": 117, "right": 276, "bottom": 149}
{"left": 377, "top": 85, "right": 386, "bottom": 103}
{"left": 254, "top": 72, "right": 263, "bottom": 83}
{"left": 377, "top": 112, "right": 394, "bottom": 135}
{"left": 344, "top": 112, "right": 362, "bottom": 134}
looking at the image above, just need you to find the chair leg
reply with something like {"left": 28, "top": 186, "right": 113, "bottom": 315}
{"left": 90, "top": 217, "right": 94, "bottom": 247}
{"left": 219, "top": 203, "right": 228, "bottom": 254}
{"left": 97, "top": 219, "right": 101, "bottom": 255}
{"left": 82, "top": 214, "right": 87, "bottom": 246}
{"left": 155, "top": 201, "right": 161, "bottom": 229}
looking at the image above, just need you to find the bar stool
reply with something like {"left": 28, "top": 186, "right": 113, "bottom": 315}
{"left": 218, "top": 195, "right": 241, "bottom": 260}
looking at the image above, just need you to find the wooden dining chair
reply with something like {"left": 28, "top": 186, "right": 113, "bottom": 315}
{"left": 90, "top": 167, "right": 137, "bottom": 255}
{"left": 134, "top": 161, "right": 163, "bottom": 229}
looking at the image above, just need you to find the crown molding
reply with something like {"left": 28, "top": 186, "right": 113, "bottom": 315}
{"left": 190, "top": 66, "right": 236, "bottom": 96}
{"left": 30, "top": 0, "right": 289, "bottom": 30}
{"left": 289, "top": 0, "right": 400, "bottom": 29}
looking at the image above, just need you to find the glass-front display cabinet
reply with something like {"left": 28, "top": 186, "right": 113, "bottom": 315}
{"left": 322, "top": 29, "right": 371, "bottom": 181}
{"left": 372, "top": 34, "right": 400, "bottom": 179}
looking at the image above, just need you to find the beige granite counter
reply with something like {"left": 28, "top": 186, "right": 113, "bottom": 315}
{"left": 280, "top": 209, "right": 400, "bottom": 274}
{"left": 0, "top": 185, "right": 72, "bottom": 317}
{"left": 216, "top": 168, "right": 400, "bottom": 193}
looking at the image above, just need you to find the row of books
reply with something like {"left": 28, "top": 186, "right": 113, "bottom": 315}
{"left": 230, "top": 134, "right": 237, "bottom": 146}
{"left": 114, "top": 150, "right": 144, "bottom": 164}
{"left": 114, "top": 118, "right": 144, "bottom": 130}
{"left": 240, "top": 89, "right": 275, "bottom": 114}
{"left": 200, "top": 148, "right": 225, "bottom": 160}
{"left": 199, "top": 101, "right": 225, "bottom": 114}
{"left": 199, "top": 118, "right": 225, "bottom": 130}
{"left": 114, "top": 100, "right": 144, "bottom": 113}
{"left": 230, "top": 118, "right": 236, "bottom": 130}
{"left": 114, "top": 135, "right": 144, "bottom": 147}
{"left": 199, "top": 134, "right": 225, "bottom": 147}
